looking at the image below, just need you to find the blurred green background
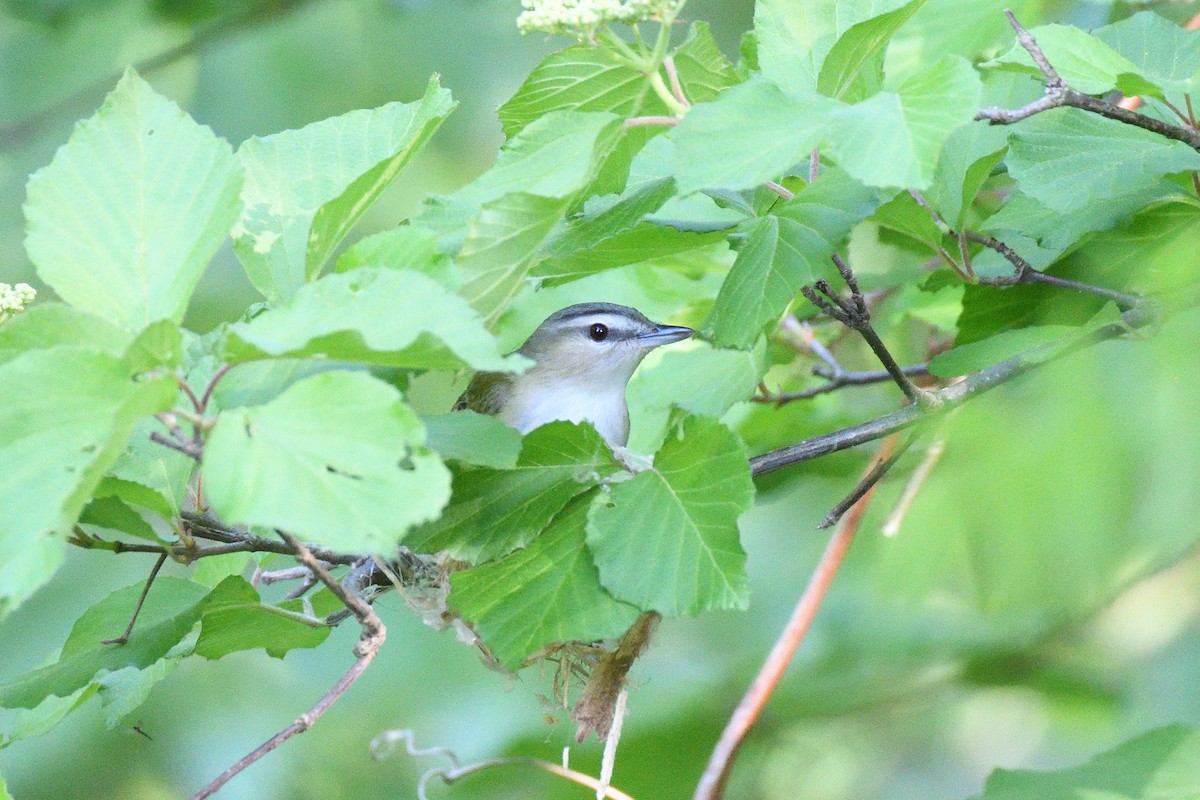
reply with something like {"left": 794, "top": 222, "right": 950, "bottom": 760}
{"left": 3, "top": 1, "right": 1200, "bottom": 799}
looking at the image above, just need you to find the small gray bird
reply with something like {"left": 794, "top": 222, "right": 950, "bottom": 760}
{"left": 455, "top": 302, "right": 694, "bottom": 447}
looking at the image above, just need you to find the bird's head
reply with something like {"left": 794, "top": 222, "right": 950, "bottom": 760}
{"left": 517, "top": 302, "right": 694, "bottom": 388}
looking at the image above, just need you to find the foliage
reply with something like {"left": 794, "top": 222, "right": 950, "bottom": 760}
{"left": 2, "top": 1, "right": 1200, "bottom": 798}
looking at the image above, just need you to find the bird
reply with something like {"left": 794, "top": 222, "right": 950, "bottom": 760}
{"left": 454, "top": 302, "right": 694, "bottom": 447}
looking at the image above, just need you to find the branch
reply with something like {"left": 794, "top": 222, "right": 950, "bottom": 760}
{"left": 180, "top": 511, "right": 361, "bottom": 566}
{"left": 962, "top": 230, "right": 1142, "bottom": 308}
{"left": 801, "top": 255, "right": 938, "bottom": 407}
{"left": 101, "top": 552, "right": 168, "bottom": 645}
{"left": 149, "top": 430, "right": 201, "bottom": 461}
{"left": 694, "top": 434, "right": 902, "bottom": 800}
{"left": 750, "top": 301, "right": 1160, "bottom": 477}
{"left": 818, "top": 430, "right": 920, "bottom": 529}
{"left": 425, "top": 757, "right": 636, "bottom": 800}
{"left": 754, "top": 364, "right": 929, "bottom": 404}
{"left": 191, "top": 534, "right": 386, "bottom": 800}
{"left": 975, "top": 10, "right": 1200, "bottom": 150}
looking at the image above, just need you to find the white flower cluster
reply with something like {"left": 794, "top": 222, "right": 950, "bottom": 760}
{"left": 518, "top": 0, "right": 677, "bottom": 39}
{"left": 0, "top": 282, "right": 35, "bottom": 324}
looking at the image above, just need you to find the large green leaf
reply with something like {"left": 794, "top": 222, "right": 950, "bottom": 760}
{"left": 755, "top": 0, "right": 916, "bottom": 95}
{"left": 421, "top": 410, "right": 523, "bottom": 470}
{"left": 449, "top": 493, "right": 639, "bottom": 670}
{"left": 0, "top": 349, "right": 175, "bottom": 618}
{"left": 405, "top": 422, "right": 621, "bottom": 563}
{"left": 817, "top": 0, "right": 927, "bottom": 101}
{"left": 0, "top": 303, "right": 131, "bottom": 367}
{"left": 827, "top": 55, "right": 982, "bottom": 189}
{"left": 233, "top": 77, "right": 455, "bottom": 301}
{"left": 103, "top": 417, "right": 196, "bottom": 517}
{"left": 672, "top": 78, "right": 836, "bottom": 195}
{"left": 1006, "top": 107, "right": 1200, "bottom": 214}
{"left": 195, "top": 576, "right": 330, "bottom": 659}
{"left": 587, "top": 415, "right": 753, "bottom": 616}
{"left": 988, "top": 23, "right": 1147, "bottom": 96}
{"left": 333, "top": 225, "right": 457, "bottom": 289}
{"left": 926, "top": 122, "right": 1010, "bottom": 229}
{"left": 1095, "top": 11, "right": 1200, "bottom": 96}
{"left": 0, "top": 577, "right": 209, "bottom": 709}
{"left": 24, "top": 69, "right": 241, "bottom": 332}
{"left": 706, "top": 170, "right": 884, "bottom": 348}
{"left": 973, "top": 725, "right": 1200, "bottom": 800}
{"left": 222, "top": 267, "right": 523, "bottom": 372}
{"left": 202, "top": 371, "right": 451, "bottom": 554}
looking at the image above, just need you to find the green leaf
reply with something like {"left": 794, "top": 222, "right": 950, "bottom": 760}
{"left": 233, "top": 77, "right": 455, "bottom": 301}
{"left": 630, "top": 344, "right": 762, "bottom": 419}
{"left": 974, "top": 725, "right": 1200, "bottom": 800}
{"left": 0, "top": 577, "right": 209, "bottom": 708}
{"left": 540, "top": 177, "right": 678, "bottom": 259}
{"left": 2, "top": 685, "right": 98, "bottom": 746}
{"left": 450, "top": 493, "right": 639, "bottom": 670}
{"left": 988, "top": 23, "right": 1146, "bottom": 96}
{"left": 421, "top": 410, "right": 523, "bottom": 469}
{"left": 1095, "top": 11, "right": 1200, "bottom": 96}
{"left": 456, "top": 193, "right": 575, "bottom": 323}
{"left": 534, "top": 223, "right": 728, "bottom": 281}
{"left": 0, "top": 349, "right": 175, "bottom": 619}
{"left": 96, "top": 655, "right": 182, "bottom": 729}
{"left": 333, "top": 225, "right": 457, "bottom": 289}
{"left": 24, "top": 68, "right": 241, "bottom": 331}
{"left": 0, "top": 303, "right": 131, "bottom": 367}
{"left": 195, "top": 576, "right": 330, "bottom": 659}
{"left": 755, "top": 0, "right": 915, "bottom": 95}
{"left": 828, "top": 55, "right": 983, "bottom": 190}
{"left": 928, "top": 325, "right": 1076, "bottom": 378}
{"left": 1006, "top": 107, "right": 1200, "bottom": 215}
{"left": 406, "top": 421, "right": 621, "bottom": 563}
{"left": 79, "top": 496, "right": 160, "bottom": 541}
{"left": 122, "top": 319, "right": 183, "bottom": 373}
{"left": 817, "top": 0, "right": 927, "bottom": 101}
{"left": 926, "top": 122, "right": 1010, "bottom": 229}
{"left": 222, "top": 267, "right": 523, "bottom": 372}
{"left": 202, "top": 371, "right": 451, "bottom": 554}
{"left": 104, "top": 417, "right": 196, "bottom": 517}
{"left": 498, "top": 22, "right": 735, "bottom": 136}
{"left": 587, "top": 415, "right": 752, "bottom": 616}
{"left": 706, "top": 169, "right": 884, "bottom": 348}
{"left": 672, "top": 78, "right": 836, "bottom": 195}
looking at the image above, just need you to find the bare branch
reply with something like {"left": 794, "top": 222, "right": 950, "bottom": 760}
{"left": 425, "top": 757, "right": 636, "bottom": 800}
{"left": 818, "top": 431, "right": 920, "bottom": 529}
{"left": 883, "top": 435, "right": 948, "bottom": 537}
{"left": 102, "top": 553, "right": 169, "bottom": 645}
{"left": 663, "top": 55, "right": 688, "bottom": 108}
{"left": 801, "top": 255, "right": 938, "bottom": 408}
{"left": 191, "top": 534, "right": 386, "bottom": 800}
{"left": 755, "top": 364, "right": 930, "bottom": 404}
{"left": 763, "top": 180, "right": 794, "bottom": 200}
{"left": 180, "top": 511, "right": 361, "bottom": 566}
{"left": 975, "top": 10, "right": 1200, "bottom": 150}
{"left": 750, "top": 300, "right": 1161, "bottom": 478}
{"left": 694, "top": 434, "right": 903, "bottom": 800}
{"left": 625, "top": 115, "right": 679, "bottom": 127}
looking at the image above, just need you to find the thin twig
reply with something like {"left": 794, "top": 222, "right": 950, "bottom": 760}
{"left": 149, "top": 431, "right": 202, "bottom": 460}
{"left": 199, "top": 363, "right": 234, "bottom": 413}
{"left": 624, "top": 115, "right": 680, "bottom": 127}
{"left": 801, "top": 255, "right": 937, "bottom": 407}
{"left": 819, "top": 431, "right": 920, "bottom": 529}
{"left": 754, "top": 364, "right": 930, "bottom": 404}
{"left": 423, "top": 757, "right": 636, "bottom": 800}
{"left": 693, "top": 434, "right": 902, "bottom": 800}
{"left": 181, "top": 511, "right": 361, "bottom": 566}
{"left": 663, "top": 55, "right": 689, "bottom": 108}
{"left": 191, "top": 534, "right": 386, "bottom": 800}
{"left": 101, "top": 553, "right": 169, "bottom": 645}
{"left": 975, "top": 10, "right": 1200, "bottom": 150}
{"left": 762, "top": 180, "right": 794, "bottom": 200}
{"left": 883, "top": 435, "right": 947, "bottom": 537}
{"left": 808, "top": 148, "right": 820, "bottom": 184}
{"left": 961, "top": 230, "right": 1141, "bottom": 308}
{"left": 749, "top": 299, "right": 1161, "bottom": 477}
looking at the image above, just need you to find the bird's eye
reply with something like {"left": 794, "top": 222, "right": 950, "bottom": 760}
{"left": 589, "top": 323, "right": 609, "bottom": 342}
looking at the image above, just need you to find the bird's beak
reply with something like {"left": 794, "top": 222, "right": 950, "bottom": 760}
{"left": 636, "top": 324, "right": 694, "bottom": 347}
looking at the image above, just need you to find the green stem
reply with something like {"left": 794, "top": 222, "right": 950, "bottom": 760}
{"left": 648, "top": 70, "right": 688, "bottom": 116}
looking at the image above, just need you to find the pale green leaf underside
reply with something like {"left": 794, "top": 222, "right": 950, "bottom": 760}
{"left": 25, "top": 68, "right": 242, "bottom": 332}
{"left": 223, "top": 267, "right": 523, "bottom": 372}
{"left": 0, "top": 349, "right": 175, "bottom": 619}
{"left": 202, "top": 371, "right": 451, "bottom": 554}
{"left": 233, "top": 77, "right": 455, "bottom": 300}
{"left": 195, "top": 576, "right": 330, "bottom": 659}
{"left": 450, "top": 493, "right": 639, "bottom": 669}
{"left": 421, "top": 410, "right": 523, "bottom": 470}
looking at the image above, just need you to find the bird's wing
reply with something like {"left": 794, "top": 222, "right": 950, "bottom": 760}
{"left": 453, "top": 371, "right": 513, "bottom": 416}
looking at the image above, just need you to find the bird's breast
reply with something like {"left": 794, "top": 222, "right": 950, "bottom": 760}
{"left": 500, "top": 383, "right": 631, "bottom": 447}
